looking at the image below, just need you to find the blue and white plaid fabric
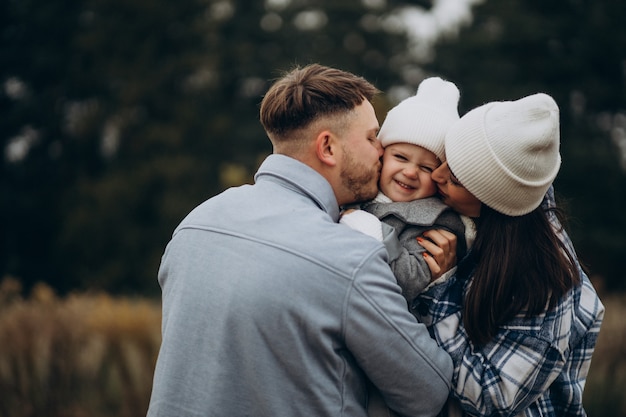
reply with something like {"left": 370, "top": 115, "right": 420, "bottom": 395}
{"left": 414, "top": 187, "right": 605, "bottom": 417}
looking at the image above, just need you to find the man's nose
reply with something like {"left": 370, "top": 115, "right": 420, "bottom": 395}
{"left": 375, "top": 139, "right": 383, "bottom": 156}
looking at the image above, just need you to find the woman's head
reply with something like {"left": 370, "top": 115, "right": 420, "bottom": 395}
{"left": 433, "top": 93, "right": 561, "bottom": 217}
{"left": 432, "top": 162, "right": 482, "bottom": 217}
{"left": 433, "top": 93, "right": 580, "bottom": 346}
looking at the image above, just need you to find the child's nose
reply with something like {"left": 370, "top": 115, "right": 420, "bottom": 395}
{"left": 404, "top": 166, "right": 419, "bottom": 179}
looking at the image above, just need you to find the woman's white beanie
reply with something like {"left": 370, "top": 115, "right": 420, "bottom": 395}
{"left": 378, "top": 77, "right": 460, "bottom": 161}
{"left": 445, "top": 93, "right": 562, "bottom": 216}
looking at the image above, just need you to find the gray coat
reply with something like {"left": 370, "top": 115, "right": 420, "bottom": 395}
{"left": 147, "top": 155, "right": 452, "bottom": 417}
{"left": 363, "top": 197, "right": 467, "bottom": 311}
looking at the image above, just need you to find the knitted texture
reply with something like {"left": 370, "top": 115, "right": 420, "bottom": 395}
{"left": 445, "top": 93, "right": 561, "bottom": 216}
{"left": 379, "top": 77, "right": 460, "bottom": 161}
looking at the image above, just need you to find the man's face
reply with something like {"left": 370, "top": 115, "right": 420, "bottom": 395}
{"left": 337, "top": 100, "right": 383, "bottom": 205}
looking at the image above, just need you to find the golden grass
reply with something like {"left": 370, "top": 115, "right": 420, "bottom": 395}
{"left": 0, "top": 277, "right": 623, "bottom": 417}
{"left": 0, "top": 278, "right": 161, "bottom": 417}
{"left": 584, "top": 292, "right": 626, "bottom": 417}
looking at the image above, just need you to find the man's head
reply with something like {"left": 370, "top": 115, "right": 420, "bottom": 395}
{"left": 260, "top": 64, "right": 383, "bottom": 206}
{"left": 260, "top": 64, "right": 379, "bottom": 148}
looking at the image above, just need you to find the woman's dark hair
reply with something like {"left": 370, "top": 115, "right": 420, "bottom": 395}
{"left": 463, "top": 204, "right": 580, "bottom": 346}
{"left": 259, "top": 63, "right": 379, "bottom": 141}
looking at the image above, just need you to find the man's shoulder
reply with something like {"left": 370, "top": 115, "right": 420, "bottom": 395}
{"left": 329, "top": 219, "right": 389, "bottom": 257}
{"left": 305, "top": 220, "right": 392, "bottom": 278}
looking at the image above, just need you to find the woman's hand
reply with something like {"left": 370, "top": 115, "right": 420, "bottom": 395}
{"left": 417, "top": 229, "right": 457, "bottom": 280}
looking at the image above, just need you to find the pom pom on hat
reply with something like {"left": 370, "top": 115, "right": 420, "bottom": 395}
{"left": 378, "top": 77, "right": 460, "bottom": 161}
{"left": 445, "top": 93, "right": 562, "bottom": 216}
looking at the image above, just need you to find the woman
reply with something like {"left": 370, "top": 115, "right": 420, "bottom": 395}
{"left": 416, "top": 93, "right": 605, "bottom": 416}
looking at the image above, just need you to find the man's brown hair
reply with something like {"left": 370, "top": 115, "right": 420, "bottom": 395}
{"left": 260, "top": 64, "right": 379, "bottom": 143}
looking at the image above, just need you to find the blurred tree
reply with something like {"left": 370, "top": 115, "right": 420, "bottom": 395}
{"left": 5, "top": 0, "right": 623, "bottom": 294}
{"left": 425, "top": 0, "right": 626, "bottom": 291}
{"left": 1, "top": 0, "right": 426, "bottom": 295}
{"left": 1, "top": 0, "right": 86, "bottom": 292}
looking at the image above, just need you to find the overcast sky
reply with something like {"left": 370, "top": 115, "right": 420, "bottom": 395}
{"left": 395, "top": 0, "right": 484, "bottom": 61}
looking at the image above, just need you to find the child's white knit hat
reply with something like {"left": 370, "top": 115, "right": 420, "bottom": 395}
{"left": 378, "top": 77, "right": 460, "bottom": 161}
{"left": 445, "top": 93, "right": 562, "bottom": 216}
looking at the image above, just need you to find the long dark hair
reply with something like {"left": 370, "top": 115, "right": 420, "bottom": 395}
{"left": 463, "top": 204, "right": 580, "bottom": 346}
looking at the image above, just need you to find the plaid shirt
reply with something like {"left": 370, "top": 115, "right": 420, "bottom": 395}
{"left": 414, "top": 188, "right": 605, "bottom": 417}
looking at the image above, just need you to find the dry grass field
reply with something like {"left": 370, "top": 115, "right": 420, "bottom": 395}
{"left": 0, "top": 277, "right": 623, "bottom": 417}
{"left": 0, "top": 278, "right": 160, "bottom": 417}
{"left": 584, "top": 289, "right": 626, "bottom": 417}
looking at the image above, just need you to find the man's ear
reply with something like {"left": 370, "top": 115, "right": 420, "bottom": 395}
{"left": 315, "top": 130, "right": 339, "bottom": 167}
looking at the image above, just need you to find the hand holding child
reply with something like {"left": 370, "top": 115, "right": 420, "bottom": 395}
{"left": 417, "top": 229, "right": 457, "bottom": 280}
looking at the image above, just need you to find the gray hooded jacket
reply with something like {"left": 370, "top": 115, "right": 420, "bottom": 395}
{"left": 364, "top": 197, "right": 467, "bottom": 309}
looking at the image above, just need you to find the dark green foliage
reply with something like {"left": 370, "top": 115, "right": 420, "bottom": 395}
{"left": 425, "top": 0, "right": 626, "bottom": 291}
{"left": 2, "top": 0, "right": 624, "bottom": 294}
{"left": 1, "top": 0, "right": 417, "bottom": 294}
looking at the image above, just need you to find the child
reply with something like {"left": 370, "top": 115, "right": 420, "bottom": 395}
{"left": 341, "top": 77, "right": 475, "bottom": 312}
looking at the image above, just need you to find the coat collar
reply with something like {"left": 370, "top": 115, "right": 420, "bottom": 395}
{"left": 255, "top": 154, "right": 340, "bottom": 222}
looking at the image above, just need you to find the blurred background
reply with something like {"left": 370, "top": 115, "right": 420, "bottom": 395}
{"left": 1, "top": 0, "right": 625, "bottom": 416}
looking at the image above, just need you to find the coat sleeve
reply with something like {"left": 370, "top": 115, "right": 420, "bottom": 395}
{"left": 419, "top": 186, "right": 602, "bottom": 416}
{"left": 387, "top": 226, "right": 433, "bottom": 305}
{"left": 432, "top": 310, "right": 568, "bottom": 416}
{"left": 419, "top": 269, "right": 569, "bottom": 417}
{"left": 345, "top": 247, "right": 453, "bottom": 417}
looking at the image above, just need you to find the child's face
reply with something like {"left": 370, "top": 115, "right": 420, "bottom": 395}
{"left": 378, "top": 143, "right": 440, "bottom": 202}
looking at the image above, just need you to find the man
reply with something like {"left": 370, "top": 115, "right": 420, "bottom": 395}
{"left": 146, "top": 64, "right": 453, "bottom": 417}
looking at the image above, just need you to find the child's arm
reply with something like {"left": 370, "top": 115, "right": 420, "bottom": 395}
{"left": 339, "top": 209, "right": 384, "bottom": 241}
{"left": 339, "top": 210, "right": 404, "bottom": 268}
{"left": 387, "top": 226, "right": 440, "bottom": 305}
{"left": 340, "top": 209, "right": 455, "bottom": 307}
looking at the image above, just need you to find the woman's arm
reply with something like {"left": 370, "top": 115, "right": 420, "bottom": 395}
{"left": 416, "top": 186, "right": 583, "bottom": 416}
{"left": 429, "top": 307, "right": 569, "bottom": 416}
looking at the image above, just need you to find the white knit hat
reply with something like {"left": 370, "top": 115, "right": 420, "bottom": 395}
{"left": 378, "top": 77, "right": 460, "bottom": 161}
{"left": 445, "top": 93, "right": 562, "bottom": 216}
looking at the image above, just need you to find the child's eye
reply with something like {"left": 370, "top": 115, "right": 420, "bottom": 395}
{"left": 393, "top": 154, "right": 408, "bottom": 161}
{"left": 420, "top": 165, "right": 434, "bottom": 173}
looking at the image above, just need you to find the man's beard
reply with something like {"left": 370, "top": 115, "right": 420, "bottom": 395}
{"left": 340, "top": 151, "right": 380, "bottom": 204}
